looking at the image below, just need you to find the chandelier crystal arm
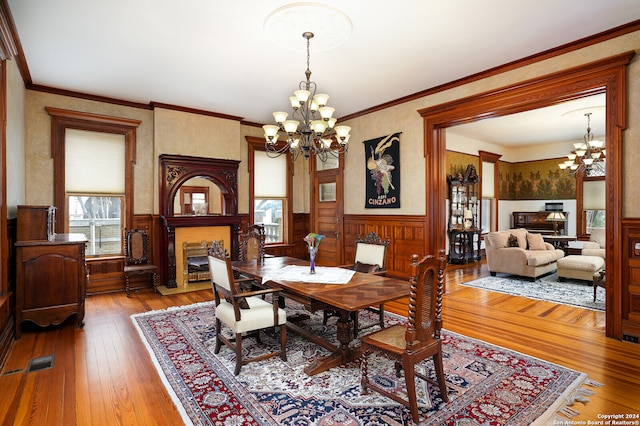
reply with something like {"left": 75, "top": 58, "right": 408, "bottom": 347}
{"left": 262, "top": 31, "right": 350, "bottom": 161}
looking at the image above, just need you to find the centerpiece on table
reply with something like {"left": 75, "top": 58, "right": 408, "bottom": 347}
{"left": 303, "top": 233, "right": 325, "bottom": 274}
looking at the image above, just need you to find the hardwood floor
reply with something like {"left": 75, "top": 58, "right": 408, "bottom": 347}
{"left": 1, "top": 261, "right": 638, "bottom": 425}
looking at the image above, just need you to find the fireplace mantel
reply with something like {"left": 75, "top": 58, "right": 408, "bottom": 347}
{"left": 159, "top": 154, "right": 241, "bottom": 288}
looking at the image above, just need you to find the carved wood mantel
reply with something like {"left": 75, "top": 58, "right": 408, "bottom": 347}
{"left": 159, "top": 154, "right": 241, "bottom": 288}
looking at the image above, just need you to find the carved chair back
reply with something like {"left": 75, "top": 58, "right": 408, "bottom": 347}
{"left": 239, "top": 224, "right": 266, "bottom": 262}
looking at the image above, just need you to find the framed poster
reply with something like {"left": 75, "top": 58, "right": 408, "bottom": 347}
{"left": 363, "top": 132, "right": 401, "bottom": 208}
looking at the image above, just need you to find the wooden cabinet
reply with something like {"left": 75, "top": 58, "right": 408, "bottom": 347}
{"left": 15, "top": 233, "right": 88, "bottom": 339}
{"left": 17, "top": 205, "right": 56, "bottom": 241}
{"left": 447, "top": 164, "right": 481, "bottom": 264}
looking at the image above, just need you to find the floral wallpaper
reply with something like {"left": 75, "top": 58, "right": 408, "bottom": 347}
{"left": 446, "top": 151, "right": 576, "bottom": 200}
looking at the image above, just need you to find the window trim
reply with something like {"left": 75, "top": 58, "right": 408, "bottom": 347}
{"left": 246, "top": 136, "right": 293, "bottom": 244}
{"left": 47, "top": 107, "right": 141, "bottom": 235}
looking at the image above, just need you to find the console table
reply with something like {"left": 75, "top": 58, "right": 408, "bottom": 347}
{"left": 448, "top": 228, "right": 482, "bottom": 264}
{"left": 542, "top": 235, "right": 577, "bottom": 252}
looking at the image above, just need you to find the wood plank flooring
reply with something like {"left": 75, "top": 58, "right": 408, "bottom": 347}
{"left": 1, "top": 261, "right": 639, "bottom": 425}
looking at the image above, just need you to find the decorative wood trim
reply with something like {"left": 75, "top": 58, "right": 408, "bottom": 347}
{"left": 150, "top": 102, "right": 243, "bottom": 122}
{"left": 621, "top": 218, "right": 640, "bottom": 339}
{"left": 158, "top": 154, "right": 242, "bottom": 288}
{"left": 46, "top": 107, "right": 141, "bottom": 231}
{"left": 0, "top": 0, "right": 17, "bottom": 61}
{"left": 478, "top": 151, "right": 501, "bottom": 232}
{"left": 419, "top": 51, "right": 634, "bottom": 340}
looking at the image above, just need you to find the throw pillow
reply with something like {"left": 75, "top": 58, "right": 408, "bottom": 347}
{"left": 526, "top": 232, "right": 547, "bottom": 250}
{"left": 507, "top": 234, "right": 519, "bottom": 247}
{"left": 511, "top": 228, "right": 529, "bottom": 249}
{"left": 487, "top": 232, "right": 509, "bottom": 249}
{"left": 353, "top": 261, "right": 381, "bottom": 273}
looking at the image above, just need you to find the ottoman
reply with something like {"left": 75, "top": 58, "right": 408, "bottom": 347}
{"left": 557, "top": 255, "right": 605, "bottom": 282}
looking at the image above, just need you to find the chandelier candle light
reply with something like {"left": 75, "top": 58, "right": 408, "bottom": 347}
{"left": 304, "top": 233, "right": 325, "bottom": 274}
{"left": 263, "top": 32, "right": 350, "bottom": 161}
{"left": 559, "top": 112, "right": 605, "bottom": 174}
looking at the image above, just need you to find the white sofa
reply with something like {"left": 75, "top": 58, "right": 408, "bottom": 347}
{"left": 485, "top": 228, "right": 565, "bottom": 281}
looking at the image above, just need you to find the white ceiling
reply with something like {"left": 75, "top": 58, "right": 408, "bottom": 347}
{"left": 448, "top": 93, "right": 607, "bottom": 147}
{"left": 7, "top": 1, "right": 640, "bottom": 144}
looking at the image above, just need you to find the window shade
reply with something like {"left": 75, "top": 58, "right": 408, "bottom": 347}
{"left": 583, "top": 180, "right": 606, "bottom": 210}
{"left": 254, "top": 152, "right": 286, "bottom": 197}
{"left": 482, "top": 162, "right": 494, "bottom": 198}
{"left": 65, "top": 129, "right": 125, "bottom": 193}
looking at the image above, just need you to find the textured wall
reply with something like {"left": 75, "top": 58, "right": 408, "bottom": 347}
{"left": 6, "top": 60, "right": 25, "bottom": 218}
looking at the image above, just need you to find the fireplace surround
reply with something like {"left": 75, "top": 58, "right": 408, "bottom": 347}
{"left": 159, "top": 154, "right": 242, "bottom": 288}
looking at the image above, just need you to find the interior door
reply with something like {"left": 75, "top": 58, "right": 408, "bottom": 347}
{"left": 312, "top": 155, "right": 344, "bottom": 266}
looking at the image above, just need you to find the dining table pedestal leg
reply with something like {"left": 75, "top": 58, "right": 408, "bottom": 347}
{"left": 294, "top": 309, "right": 361, "bottom": 376}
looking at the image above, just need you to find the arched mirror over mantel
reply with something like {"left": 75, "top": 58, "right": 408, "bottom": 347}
{"left": 159, "top": 154, "right": 242, "bottom": 288}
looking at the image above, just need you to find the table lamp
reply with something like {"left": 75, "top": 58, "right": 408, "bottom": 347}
{"left": 546, "top": 212, "right": 566, "bottom": 235}
{"left": 464, "top": 209, "right": 473, "bottom": 229}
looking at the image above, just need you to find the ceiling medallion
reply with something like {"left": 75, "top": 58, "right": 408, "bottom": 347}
{"left": 264, "top": 3, "right": 352, "bottom": 52}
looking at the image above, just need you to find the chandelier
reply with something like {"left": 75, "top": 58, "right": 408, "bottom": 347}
{"left": 558, "top": 112, "right": 605, "bottom": 174}
{"left": 262, "top": 32, "right": 350, "bottom": 161}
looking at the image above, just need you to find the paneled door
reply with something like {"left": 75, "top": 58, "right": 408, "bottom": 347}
{"left": 312, "top": 155, "right": 344, "bottom": 266}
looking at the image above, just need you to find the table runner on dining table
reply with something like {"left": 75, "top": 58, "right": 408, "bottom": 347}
{"left": 262, "top": 265, "right": 356, "bottom": 285}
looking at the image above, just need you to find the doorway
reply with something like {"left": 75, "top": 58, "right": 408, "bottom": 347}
{"left": 419, "top": 52, "right": 633, "bottom": 339}
{"left": 311, "top": 154, "right": 344, "bottom": 266}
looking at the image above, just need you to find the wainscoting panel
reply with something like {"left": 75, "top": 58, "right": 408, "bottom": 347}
{"left": 0, "top": 218, "right": 16, "bottom": 369}
{"left": 622, "top": 219, "right": 640, "bottom": 340}
{"left": 343, "top": 215, "right": 426, "bottom": 278}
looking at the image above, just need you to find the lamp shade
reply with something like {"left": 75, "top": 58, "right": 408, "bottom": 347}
{"left": 546, "top": 212, "right": 566, "bottom": 221}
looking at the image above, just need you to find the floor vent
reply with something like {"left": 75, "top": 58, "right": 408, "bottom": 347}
{"left": 27, "top": 355, "right": 55, "bottom": 373}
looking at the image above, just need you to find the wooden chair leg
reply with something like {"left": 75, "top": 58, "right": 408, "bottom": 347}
{"left": 433, "top": 351, "right": 449, "bottom": 403}
{"left": 125, "top": 275, "right": 131, "bottom": 297}
{"left": 280, "top": 324, "right": 287, "bottom": 362}
{"left": 402, "top": 358, "right": 420, "bottom": 424}
{"left": 360, "top": 348, "right": 370, "bottom": 395}
{"left": 214, "top": 318, "right": 222, "bottom": 354}
{"left": 378, "top": 303, "right": 385, "bottom": 329}
{"left": 234, "top": 333, "right": 243, "bottom": 375}
{"left": 152, "top": 272, "right": 157, "bottom": 293}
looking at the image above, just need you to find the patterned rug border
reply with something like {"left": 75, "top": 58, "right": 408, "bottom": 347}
{"left": 131, "top": 301, "right": 600, "bottom": 425}
{"left": 461, "top": 272, "right": 605, "bottom": 312}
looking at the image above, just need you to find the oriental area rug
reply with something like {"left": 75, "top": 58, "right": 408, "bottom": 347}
{"left": 461, "top": 273, "right": 605, "bottom": 311}
{"left": 132, "top": 301, "right": 599, "bottom": 425}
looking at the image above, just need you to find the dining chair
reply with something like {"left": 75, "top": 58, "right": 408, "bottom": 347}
{"left": 208, "top": 240, "right": 287, "bottom": 375}
{"left": 238, "top": 224, "right": 266, "bottom": 262}
{"left": 360, "top": 250, "right": 449, "bottom": 424}
{"left": 236, "top": 224, "right": 267, "bottom": 292}
{"left": 324, "top": 231, "right": 390, "bottom": 333}
{"left": 123, "top": 228, "right": 158, "bottom": 297}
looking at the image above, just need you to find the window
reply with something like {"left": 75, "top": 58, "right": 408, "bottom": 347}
{"left": 48, "top": 107, "right": 141, "bottom": 257}
{"left": 65, "top": 129, "right": 125, "bottom": 255}
{"left": 582, "top": 179, "right": 605, "bottom": 235}
{"left": 247, "top": 136, "right": 292, "bottom": 244}
{"left": 179, "top": 186, "right": 210, "bottom": 215}
{"left": 254, "top": 153, "right": 287, "bottom": 243}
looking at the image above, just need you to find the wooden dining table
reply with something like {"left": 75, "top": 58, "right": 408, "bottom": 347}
{"left": 231, "top": 256, "right": 410, "bottom": 375}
